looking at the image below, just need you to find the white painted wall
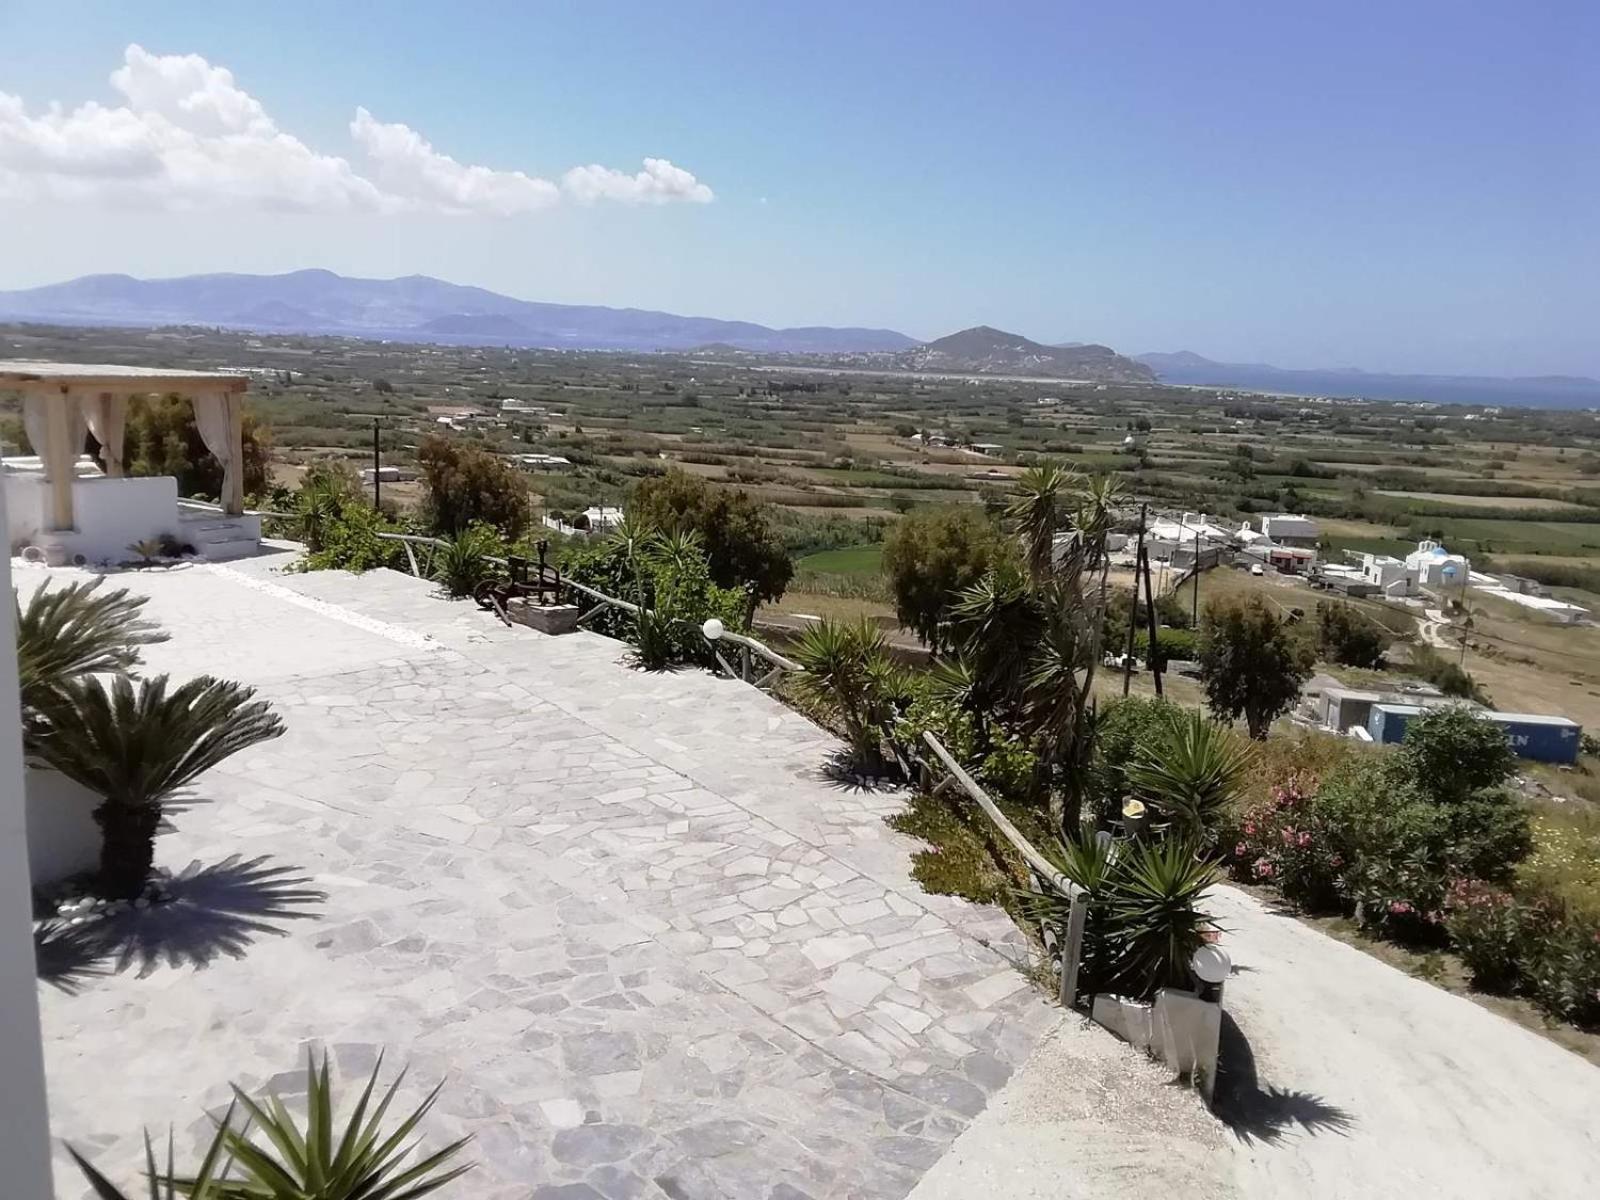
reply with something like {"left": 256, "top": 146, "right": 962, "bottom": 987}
{"left": 5, "top": 470, "right": 181, "bottom": 564}
{"left": 24, "top": 768, "right": 101, "bottom": 888}
{"left": 0, "top": 487, "right": 59, "bottom": 1195}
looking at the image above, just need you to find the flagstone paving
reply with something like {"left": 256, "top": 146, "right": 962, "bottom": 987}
{"left": 34, "top": 558, "right": 1059, "bottom": 1199}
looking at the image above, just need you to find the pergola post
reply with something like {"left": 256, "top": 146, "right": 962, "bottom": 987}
{"left": 226, "top": 392, "right": 245, "bottom": 515}
{"left": 42, "top": 387, "right": 77, "bottom": 532}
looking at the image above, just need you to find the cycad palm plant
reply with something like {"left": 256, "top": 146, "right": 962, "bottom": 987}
{"left": 431, "top": 526, "right": 501, "bottom": 598}
{"left": 31, "top": 675, "right": 286, "bottom": 898}
{"left": 15, "top": 578, "right": 167, "bottom": 747}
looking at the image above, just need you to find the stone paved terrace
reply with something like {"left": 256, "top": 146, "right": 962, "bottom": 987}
{"left": 32, "top": 555, "right": 1063, "bottom": 1199}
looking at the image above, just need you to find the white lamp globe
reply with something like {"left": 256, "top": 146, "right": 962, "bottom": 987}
{"left": 702, "top": 618, "right": 725, "bottom": 641}
{"left": 1191, "top": 943, "right": 1232, "bottom": 986}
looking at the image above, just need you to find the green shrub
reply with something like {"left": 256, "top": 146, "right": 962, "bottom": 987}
{"left": 1316, "top": 600, "right": 1391, "bottom": 668}
{"left": 790, "top": 617, "right": 908, "bottom": 771}
{"left": 1085, "top": 697, "right": 1185, "bottom": 829}
{"left": 431, "top": 525, "right": 503, "bottom": 598}
{"left": 301, "top": 502, "right": 407, "bottom": 573}
{"left": 1443, "top": 880, "right": 1532, "bottom": 993}
{"left": 1124, "top": 709, "right": 1255, "bottom": 844}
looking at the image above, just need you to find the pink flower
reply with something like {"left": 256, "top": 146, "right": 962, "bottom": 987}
{"left": 1244, "top": 822, "right": 1257, "bottom": 836}
{"left": 1235, "top": 842, "right": 1248, "bottom": 858}
{"left": 1331, "top": 855, "right": 1344, "bottom": 868}
{"left": 1388, "top": 900, "right": 1414, "bottom": 916}
{"left": 1253, "top": 857, "right": 1275, "bottom": 880}
{"left": 1297, "top": 831, "right": 1312, "bottom": 848}
{"left": 1281, "top": 828, "right": 1296, "bottom": 846}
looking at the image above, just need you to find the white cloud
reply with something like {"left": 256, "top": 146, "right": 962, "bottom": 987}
{"left": 562, "top": 158, "right": 714, "bottom": 205}
{"left": 0, "top": 44, "right": 712, "bottom": 216}
{"left": 349, "top": 108, "right": 558, "bottom": 216}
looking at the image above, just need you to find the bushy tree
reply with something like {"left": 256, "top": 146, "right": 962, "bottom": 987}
{"left": 629, "top": 469, "right": 793, "bottom": 603}
{"left": 417, "top": 434, "right": 531, "bottom": 539}
{"left": 1316, "top": 600, "right": 1390, "bottom": 668}
{"left": 122, "top": 394, "right": 270, "bottom": 499}
{"left": 1198, "top": 596, "right": 1314, "bottom": 738}
{"left": 882, "top": 505, "right": 999, "bottom": 651}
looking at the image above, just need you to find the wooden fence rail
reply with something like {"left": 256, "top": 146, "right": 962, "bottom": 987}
{"left": 372, "top": 532, "right": 801, "bottom": 690}
{"left": 919, "top": 731, "right": 1089, "bottom": 1009}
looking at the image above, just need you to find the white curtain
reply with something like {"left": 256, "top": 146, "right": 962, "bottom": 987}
{"left": 82, "top": 395, "right": 128, "bottom": 476}
{"left": 191, "top": 392, "right": 236, "bottom": 504}
{"left": 21, "top": 394, "right": 86, "bottom": 474}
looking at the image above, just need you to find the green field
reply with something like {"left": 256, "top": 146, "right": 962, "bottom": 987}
{"left": 796, "top": 543, "right": 884, "bottom": 575}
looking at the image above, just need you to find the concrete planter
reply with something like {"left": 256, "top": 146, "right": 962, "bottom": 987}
{"left": 506, "top": 601, "right": 581, "bottom": 635}
{"left": 24, "top": 767, "right": 103, "bottom": 889}
{"left": 1091, "top": 986, "right": 1224, "bottom": 1104}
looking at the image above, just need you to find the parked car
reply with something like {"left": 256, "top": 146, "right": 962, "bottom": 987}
{"left": 1250, "top": 563, "right": 1265, "bottom": 576}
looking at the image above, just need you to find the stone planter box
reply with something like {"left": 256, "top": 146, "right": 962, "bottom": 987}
{"left": 1091, "top": 986, "right": 1224, "bottom": 1104}
{"left": 506, "top": 601, "right": 580, "bottom": 635}
{"left": 24, "top": 767, "right": 102, "bottom": 889}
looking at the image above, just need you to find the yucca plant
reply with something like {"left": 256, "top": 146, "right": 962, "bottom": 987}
{"left": 15, "top": 578, "right": 167, "bottom": 747}
{"left": 791, "top": 617, "right": 906, "bottom": 772}
{"left": 69, "top": 1121, "right": 237, "bottom": 1200}
{"left": 431, "top": 526, "right": 501, "bottom": 598}
{"left": 1124, "top": 710, "right": 1256, "bottom": 842}
{"left": 30, "top": 675, "right": 286, "bottom": 899}
{"left": 68, "top": 1053, "right": 473, "bottom": 1200}
{"left": 1020, "top": 834, "right": 1221, "bottom": 1000}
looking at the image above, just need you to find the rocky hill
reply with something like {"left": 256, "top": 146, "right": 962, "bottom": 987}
{"left": 902, "top": 326, "right": 1155, "bottom": 381}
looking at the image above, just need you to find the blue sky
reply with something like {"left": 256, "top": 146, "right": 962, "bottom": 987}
{"left": 1, "top": 1, "right": 1595, "bottom": 375}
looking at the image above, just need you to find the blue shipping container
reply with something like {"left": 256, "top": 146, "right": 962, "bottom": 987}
{"left": 1365, "top": 705, "right": 1581, "bottom": 763}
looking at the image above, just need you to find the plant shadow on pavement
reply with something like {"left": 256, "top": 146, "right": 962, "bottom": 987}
{"left": 1214, "top": 1011, "right": 1355, "bottom": 1145}
{"left": 816, "top": 749, "right": 906, "bottom": 794}
{"left": 34, "top": 854, "right": 324, "bottom": 992}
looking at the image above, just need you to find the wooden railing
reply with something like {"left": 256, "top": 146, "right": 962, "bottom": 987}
{"left": 919, "top": 730, "right": 1089, "bottom": 1008}
{"left": 374, "top": 532, "right": 801, "bottom": 691}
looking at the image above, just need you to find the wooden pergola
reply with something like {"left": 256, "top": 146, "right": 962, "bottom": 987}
{"left": 0, "top": 361, "right": 249, "bottom": 533}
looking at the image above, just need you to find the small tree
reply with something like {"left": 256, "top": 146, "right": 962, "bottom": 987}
{"left": 629, "top": 468, "right": 793, "bottom": 604}
{"left": 882, "top": 506, "right": 999, "bottom": 652}
{"left": 1316, "top": 600, "right": 1390, "bottom": 668}
{"left": 123, "top": 394, "right": 270, "bottom": 499}
{"left": 1198, "top": 596, "right": 1314, "bottom": 738}
{"left": 417, "top": 435, "right": 531, "bottom": 539}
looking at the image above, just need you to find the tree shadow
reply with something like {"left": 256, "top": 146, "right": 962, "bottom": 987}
{"left": 34, "top": 854, "right": 324, "bottom": 991}
{"left": 1213, "top": 1011, "right": 1355, "bottom": 1145}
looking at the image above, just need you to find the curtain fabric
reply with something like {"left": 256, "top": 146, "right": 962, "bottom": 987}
{"left": 82, "top": 395, "right": 128, "bottom": 475}
{"left": 191, "top": 392, "right": 236, "bottom": 504}
{"left": 21, "top": 394, "right": 87, "bottom": 475}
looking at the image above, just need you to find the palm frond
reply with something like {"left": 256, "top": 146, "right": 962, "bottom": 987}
{"left": 30, "top": 674, "right": 286, "bottom": 808}
{"left": 16, "top": 578, "right": 168, "bottom": 734}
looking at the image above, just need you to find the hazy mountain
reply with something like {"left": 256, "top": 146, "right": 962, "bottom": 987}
{"left": 0, "top": 269, "right": 919, "bottom": 355}
{"left": 1136, "top": 350, "right": 1600, "bottom": 409}
{"left": 905, "top": 326, "right": 1155, "bottom": 382}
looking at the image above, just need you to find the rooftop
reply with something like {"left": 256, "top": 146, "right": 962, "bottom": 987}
{"left": 0, "top": 360, "right": 247, "bottom": 393}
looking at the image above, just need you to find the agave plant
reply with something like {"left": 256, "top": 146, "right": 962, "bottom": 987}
{"left": 68, "top": 1052, "right": 473, "bottom": 1200}
{"left": 128, "top": 538, "right": 165, "bottom": 565}
{"left": 790, "top": 617, "right": 906, "bottom": 771}
{"left": 1021, "top": 834, "right": 1221, "bottom": 1000}
{"left": 431, "top": 526, "right": 501, "bottom": 598}
{"left": 69, "top": 1122, "right": 237, "bottom": 1200}
{"left": 14, "top": 578, "right": 167, "bottom": 747}
{"left": 30, "top": 675, "right": 286, "bottom": 899}
{"left": 1123, "top": 709, "right": 1255, "bottom": 842}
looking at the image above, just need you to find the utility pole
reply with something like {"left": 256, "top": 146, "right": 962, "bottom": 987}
{"left": 1191, "top": 524, "right": 1202, "bottom": 627}
{"left": 1141, "top": 544, "right": 1163, "bottom": 698}
{"left": 1123, "top": 503, "right": 1148, "bottom": 696}
{"left": 372, "top": 418, "right": 382, "bottom": 509}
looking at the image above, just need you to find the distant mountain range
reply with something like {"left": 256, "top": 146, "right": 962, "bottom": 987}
{"left": 896, "top": 326, "right": 1154, "bottom": 382}
{"left": 0, "top": 270, "right": 917, "bottom": 355}
{"left": 1136, "top": 351, "right": 1600, "bottom": 409}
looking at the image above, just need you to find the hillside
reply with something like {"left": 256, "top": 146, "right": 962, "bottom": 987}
{"left": 0, "top": 270, "right": 918, "bottom": 355}
{"left": 903, "top": 326, "right": 1155, "bottom": 382}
